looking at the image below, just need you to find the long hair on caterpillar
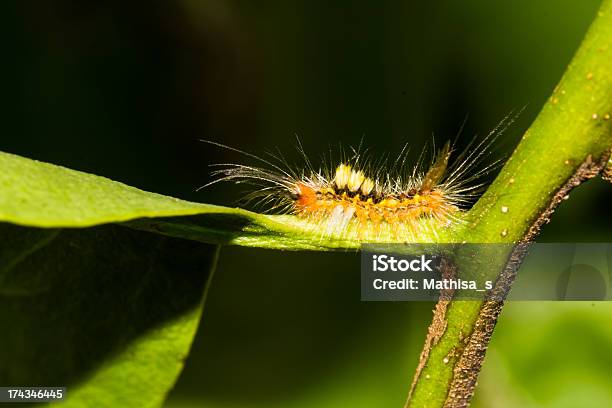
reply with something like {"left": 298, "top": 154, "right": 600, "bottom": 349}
{"left": 200, "top": 114, "right": 518, "bottom": 242}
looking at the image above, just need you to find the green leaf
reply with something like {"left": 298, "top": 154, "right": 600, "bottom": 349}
{"left": 0, "top": 150, "right": 240, "bottom": 228}
{"left": 1, "top": 150, "right": 228, "bottom": 406}
{"left": 0, "top": 150, "right": 408, "bottom": 251}
{"left": 0, "top": 223, "right": 218, "bottom": 407}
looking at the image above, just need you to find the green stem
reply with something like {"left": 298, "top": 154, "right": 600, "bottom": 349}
{"left": 406, "top": 1, "right": 612, "bottom": 406}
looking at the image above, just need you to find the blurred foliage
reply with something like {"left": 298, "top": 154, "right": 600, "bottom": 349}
{"left": 474, "top": 302, "right": 612, "bottom": 408}
{"left": 0, "top": 222, "right": 217, "bottom": 407}
{"left": 1, "top": 0, "right": 611, "bottom": 407}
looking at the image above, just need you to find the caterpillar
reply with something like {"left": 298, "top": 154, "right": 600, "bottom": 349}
{"left": 202, "top": 116, "right": 514, "bottom": 243}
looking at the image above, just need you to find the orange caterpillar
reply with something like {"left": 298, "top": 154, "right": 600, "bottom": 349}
{"left": 203, "top": 119, "right": 510, "bottom": 242}
{"left": 290, "top": 144, "right": 457, "bottom": 237}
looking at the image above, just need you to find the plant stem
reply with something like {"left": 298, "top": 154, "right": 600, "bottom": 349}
{"left": 406, "top": 1, "right": 612, "bottom": 406}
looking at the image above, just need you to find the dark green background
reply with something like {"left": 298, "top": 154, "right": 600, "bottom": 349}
{"left": 2, "top": 1, "right": 612, "bottom": 407}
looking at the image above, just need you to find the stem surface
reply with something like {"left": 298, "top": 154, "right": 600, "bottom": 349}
{"left": 406, "top": 1, "right": 612, "bottom": 406}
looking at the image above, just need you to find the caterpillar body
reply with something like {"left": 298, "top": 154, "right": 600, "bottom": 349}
{"left": 203, "top": 117, "right": 512, "bottom": 243}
